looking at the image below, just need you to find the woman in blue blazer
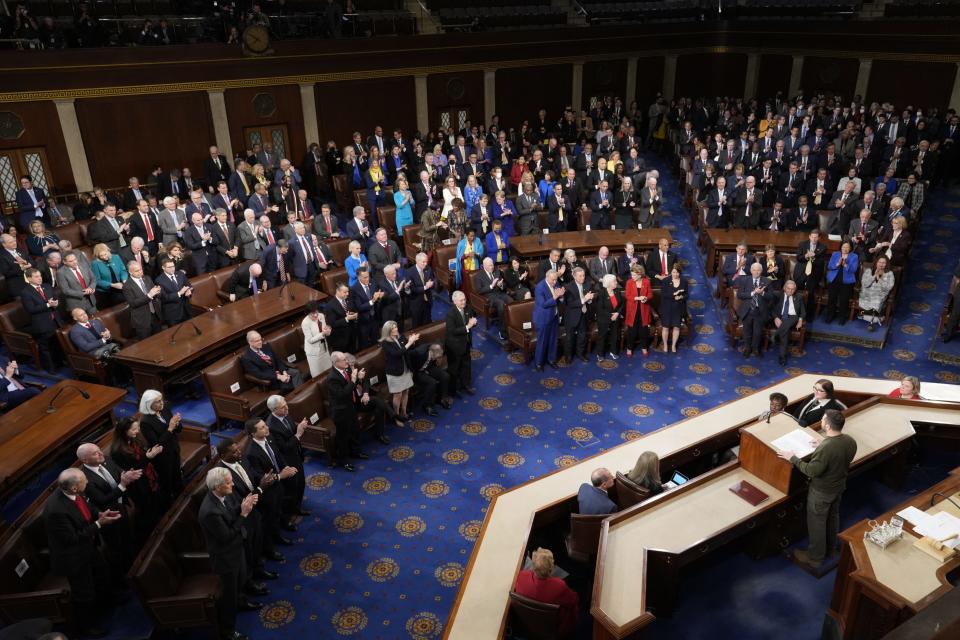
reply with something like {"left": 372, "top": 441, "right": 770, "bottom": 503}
{"left": 823, "top": 239, "right": 859, "bottom": 325}
{"left": 91, "top": 243, "right": 128, "bottom": 308}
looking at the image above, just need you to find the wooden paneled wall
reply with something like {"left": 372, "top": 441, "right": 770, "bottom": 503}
{"left": 495, "top": 64, "right": 572, "bottom": 133}
{"left": 314, "top": 77, "right": 417, "bottom": 151}
{"left": 74, "top": 92, "right": 215, "bottom": 189}
{"left": 0, "top": 101, "right": 74, "bottom": 194}
{"left": 866, "top": 60, "right": 956, "bottom": 112}
{"left": 224, "top": 85, "right": 306, "bottom": 162}
{"left": 799, "top": 56, "right": 860, "bottom": 98}
{"left": 675, "top": 53, "right": 748, "bottom": 99}
{"left": 427, "top": 71, "right": 485, "bottom": 134}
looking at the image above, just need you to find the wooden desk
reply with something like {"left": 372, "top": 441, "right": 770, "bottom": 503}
{"left": 828, "top": 467, "right": 960, "bottom": 640}
{"left": 0, "top": 380, "right": 125, "bottom": 503}
{"left": 703, "top": 229, "right": 840, "bottom": 276}
{"left": 443, "top": 378, "right": 960, "bottom": 640}
{"left": 509, "top": 229, "right": 670, "bottom": 259}
{"left": 114, "top": 283, "right": 326, "bottom": 394}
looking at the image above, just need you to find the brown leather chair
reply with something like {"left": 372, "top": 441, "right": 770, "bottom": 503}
{"left": 508, "top": 591, "right": 562, "bottom": 640}
{"left": 403, "top": 224, "right": 422, "bottom": 262}
{"left": 327, "top": 238, "right": 351, "bottom": 266}
{"left": 77, "top": 219, "right": 95, "bottom": 245}
{"left": 0, "top": 512, "right": 72, "bottom": 625}
{"left": 129, "top": 535, "right": 221, "bottom": 635}
{"left": 201, "top": 350, "right": 272, "bottom": 428}
{"left": 332, "top": 174, "right": 351, "bottom": 214}
{"left": 285, "top": 380, "right": 333, "bottom": 463}
{"left": 212, "top": 261, "right": 249, "bottom": 303}
{"left": 187, "top": 272, "right": 220, "bottom": 314}
{"left": 504, "top": 300, "right": 536, "bottom": 363}
{"left": 378, "top": 205, "right": 398, "bottom": 241}
{"left": 466, "top": 269, "right": 495, "bottom": 328}
{"left": 411, "top": 320, "right": 445, "bottom": 344}
{"left": 565, "top": 512, "right": 608, "bottom": 563}
{"left": 614, "top": 471, "right": 652, "bottom": 510}
{"left": 319, "top": 267, "right": 349, "bottom": 297}
{"left": 432, "top": 244, "right": 458, "bottom": 292}
{"left": 264, "top": 323, "right": 310, "bottom": 380}
{"left": 56, "top": 223, "right": 85, "bottom": 249}
{"left": 0, "top": 300, "right": 41, "bottom": 369}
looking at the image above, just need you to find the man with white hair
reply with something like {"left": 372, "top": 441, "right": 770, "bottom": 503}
{"left": 43, "top": 467, "right": 121, "bottom": 637}
{"left": 640, "top": 175, "right": 663, "bottom": 228}
{"left": 236, "top": 208, "right": 262, "bottom": 260}
{"left": 445, "top": 291, "right": 477, "bottom": 397}
{"left": 265, "top": 395, "right": 309, "bottom": 519}
{"left": 407, "top": 252, "right": 435, "bottom": 327}
{"left": 119, "top": 235, "right": 153, "bottom": 275}
{"left": 199, "top": 465, "right": 262, "bottom": 639}
{"left": 476, "top": 257, "right": 512, "bottom": 340}
{"left": 158, "top": 195, "right": 188, "bottom": 246}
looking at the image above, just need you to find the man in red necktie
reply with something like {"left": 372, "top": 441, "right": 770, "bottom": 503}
{"left": 43, "top": 468, "right": 121, "bottom": 637}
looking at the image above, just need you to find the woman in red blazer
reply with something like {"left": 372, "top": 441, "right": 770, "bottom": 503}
{"left": 624, "top": 263, "right": 653, "bottom": 357}
{"left": 514, "top": 547, "right": 579, "bottom": 637}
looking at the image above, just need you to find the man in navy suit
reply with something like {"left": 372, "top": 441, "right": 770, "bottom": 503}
{"left": 406, "top": 252, "right": 435, "bottom": 328}
{"left": 227, "top": 161, "right": 253, "bottom": 204}
{"left": 533, "top": 269, "right": 563, "bottom": 372}
{"left": 259, "top": 239, "right": 293, "bottom": 288}
{"left": 16, "top": 175, "right": 50, "bottom": 229}
{"left": 735, "top": 263, "right": 773, "bottom": 358}
{"left": 288, "top": 223, "right": 321, "bottom": 286}
{"left": 588, "top": 180, "right": 612, "bottom": 229}
{"left": 0, "top": 354, "right": 40, "bottom": 410}
{"left": 183, "top": 212, "right": 217, "bottom": 275}
{"left": 156, "top": 258, "right": 193, "bottom": 326}
{"left": 265, "top": 395, "right": 309, "bottom": 519}
{"left": 128, "top": 199, "right": 161, "bottom": 255}
{"left": 240, "top": 330, "right": 304, "bottom": 393}
{"left": 210, "top": 181, "right": 242, "bottom": 223}
{"left": 721, "top": 242, "right": 756, "bottom": 287}
{"left": 20, "top": 267, "right": 63, "bottom": 371}
{"left": 183, "top": 188, "right": 214, "bottom": 222}
{"left": 349, "top": 267, "right": 382, "bottom": 349}
{"left": 577, "top": 468, "right": 616, "bottom": 515}
{"left": 68, "top": 308, "right": 120, "bottom": 360}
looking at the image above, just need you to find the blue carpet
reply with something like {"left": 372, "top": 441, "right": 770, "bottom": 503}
{"left": 6, "top": 153, "right": 960, "bottom": 640}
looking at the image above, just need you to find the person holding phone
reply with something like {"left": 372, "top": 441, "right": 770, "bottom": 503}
{"left": 659, "top": 264, "right": 689, "bottom": 353}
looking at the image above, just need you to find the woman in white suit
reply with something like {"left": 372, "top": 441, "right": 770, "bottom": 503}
{"left": 301, "top": 299, "right": 333, "bottom": 377}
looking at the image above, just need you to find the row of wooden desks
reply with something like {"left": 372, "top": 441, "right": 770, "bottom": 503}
{"left": 114, "top": 282, "right": 326, "bottom": 395}
{"left": 0, "top": 380, "right": 124, "bottom": 505}
{"left": 510, "top": 229, "right": 671, "bottom": 259}
{"left": 829, "top": 466, "right": 960, "bottom": 640}
{"left": 443, "top": 376, "right": 960, "bottom": 640}
{"left": 703, "top": 228, "right": 841, "bottom": 276}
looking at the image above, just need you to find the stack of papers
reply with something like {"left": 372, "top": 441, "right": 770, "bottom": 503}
{"left": 898, "top": 507, "right": 960, "bottom": 549}
{"left": 771, "top": 429, "right": 819, "bottom": 458}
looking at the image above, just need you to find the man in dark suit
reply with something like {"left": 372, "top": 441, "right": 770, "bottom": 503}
{"left": 325, "top": 352, "right": 367, "bottom": 472}
{"left": 848, "top": 209, "right": 879, "bottom": 258}
{"left": 199, "top": 465, "right": 262, "bottom": 640}
{"left": 792, "top": 228, "right": 828, "bottom": 322}
{"left": 43, "top": 468, "right": 121, "bottom": 637}
{"left": 412, "top": 170, "right": 440, "bottom": 218}
{"left": 156, "top": 258, "right": 193, "bottom": 326}
{"left": 409, "top": 343, "right": 450, "bottom": 416}
{"left": 218, "top": 441, "right": 280, "bottom": 577}
{"left": 350, "top": 267, "right": 382, "bottom": 349}
{"left": 445, "top": 291, "right": 476, "bottom": 397}
{"left": 241, "top": 331, "right": 304, "bottom": 392}
{"left": 562, "top": 267, "right": 594, "bottom": 364}
{"left": 265, "top": 395, "right": 310, "bottom": 519}
{"left": 313, "top": 203, "right": 342, "bottom": 240}
{"left": 376, "top": 264, "right": 404, "bottom": 326}
{"left": 646, "top": 237, "right": 678, "bottom": 284}
{"left": 705, "top": 176, "right": 731, "bottom": 228}
{"left": 16, "top": 175, "right": 51, "bottom": 229}
{"left": 288, "top": 224, "right": 323, "bottom": 286}
{"left": 204, "top": 146, "right": 232, "bottom": 194}
{"left": 325, "top": 283, "right": 358, "bottom": 354}
{"left": 735, "top": 263, "right": 773, "bottom": 358}
{"left": 128, "top": 199, "right": 161, "bottom": 255}
{"left": 258, "top": 239, "right": 292, "bottom": 288}
{"left": 77, "top": 442, "right": 139, "bottom": 576}
{"left": 476, "top": 257, "right": 512, "bottom": 341}
{"left": 587, "top": 247, "right": 616, "bottom": 285}
{"left": 0, "top": 233, "right": 31, "bottom": 298}
{"left": 720, "top": 243, "right": 756, "bottom": 288}
{"left": 243, "top": 415, "right": 300, "bottom": 541}
{"left": 226, "top": 262, "right": 267, "bottom": 302}
{"left": 770, "top": 279, "right": 805, "bottom": 366}
{"left": 367, "top": 228, "right": 403, "bottom": 277}
{"left": 577, "top": 468, "right": 616, "bottom": 515}
{"left": 210, "top": 182, "right": 242, "bottom": 224}
{"left": 184, "top": 212, "right": 218, "bottom": 275}
{"left": 85, "top": 204, "right": 129, "bottom": 254}
{"left": 68, "top": 308, "right": 120, "bottom": 361}
{"left": 122, "top": 261, "right": 163, "bottom": 340}
{"left": 588, "top": 180, "right": 612, "bottom": 229}
{"left": 210, "top": 209, "right": 240, "bottom": 269}
{"left": 732, "top": 176, "right": 762, "bottom": 229}
{"left": 407, "top": 252, "right": 435, "bottom": 328}
{"left": 0, "top": 355, "right": 40, "bottom": 409}
{"left": 121, "top": 177, "right": 148, "bottom": 212}
{"left": 20, "top": 268, "right": 63, "bottom": 371}
{"left": 546, "top": 182, "right": 572, "bottom": 233}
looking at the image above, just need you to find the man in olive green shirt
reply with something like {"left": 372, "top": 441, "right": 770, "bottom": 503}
{"left": 777, "top": 409, "right": 857, "bottom": 568}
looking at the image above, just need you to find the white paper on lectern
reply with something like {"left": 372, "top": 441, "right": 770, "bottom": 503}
{"left": 771, "top": 429, "right": 818, "bottom": 458}
{"left": 914, "top": 511, "right": 960, "bottom": 548}
{"left": 896, "top": 506, "right": 934, "bottom": 528}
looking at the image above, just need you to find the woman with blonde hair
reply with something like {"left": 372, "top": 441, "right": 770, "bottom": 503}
{"left": 627, "top": 451, "right": 663, "bottom": 495}
{"left": 380, "top": 320, "right": 419, "bottom": 422}
{"left": 513, "top": 547, "right": 579, "bottom": 636}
